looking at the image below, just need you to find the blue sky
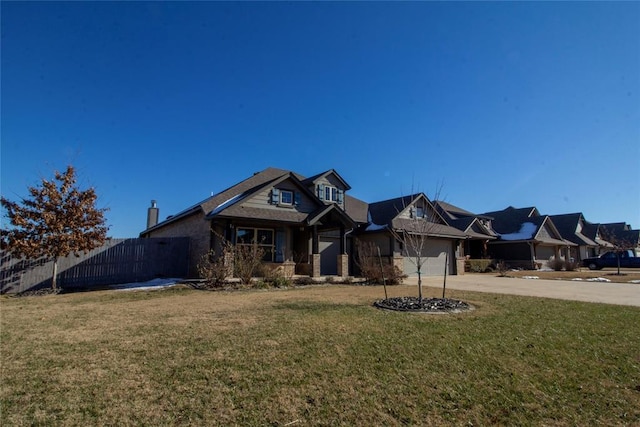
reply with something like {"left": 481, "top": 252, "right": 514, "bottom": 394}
{"left": 2, "top": 1, "right": 639, "bottom": 238}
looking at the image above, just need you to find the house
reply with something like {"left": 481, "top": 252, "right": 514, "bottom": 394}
{"left": 358, "top": 193, "right": 467, "bottom": 276}
{"left": 549, "top": 213, "right": 599, "bottom": 262}
{"left": 140, "top": 168, "right": 467, "bottom": 279}
{"left": 434, "top": 201, "right": 498, "bottom": 259}
{"left": 597, "top": 222, "right": 640, "bottom": 252}
{"left": 141, "top": 167, "right": 371, "bottom": 278}
{"left": 480, "top": 206, "right": 575, "bottom": 269}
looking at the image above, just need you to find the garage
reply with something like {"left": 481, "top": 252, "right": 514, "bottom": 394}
{"left": 402, "top": 238, "right": 454, "bottom": 277}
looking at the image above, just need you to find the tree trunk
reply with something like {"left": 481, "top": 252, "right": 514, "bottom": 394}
{"left": 617, "top": 252, "right": 621, "bottom": 275}
{"left": 51, "top": 257, "right": 58, "bottom": 290}
{"left": 417, "top": 267, "right": 423, "bottom": 302}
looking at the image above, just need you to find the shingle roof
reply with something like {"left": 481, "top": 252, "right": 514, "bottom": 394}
{"left": 344, "top": 194, "right": 369, "bottom": 224}
{"left": 366, "top": 194, "right": 465, "bottom": 239}
{"left": 141, "top": 167, "right": 292, "bottom": 235}
{"left": 480, "top": 206, "right": 539, "bottom": 235}
{"left": 300, "top": 169, "right": 352, "bottom": 190}
{"left": 549, "top": 213, "right": 598, "bottom": 246}
{"left": 141, "top": 167, "right": 370, "bottom": 235}
{"left": 368, "top": 194, "right": 420, "bottom": 225}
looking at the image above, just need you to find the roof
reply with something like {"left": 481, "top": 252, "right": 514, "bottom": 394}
{"left": 300, "top": 169, "right": 352, "bottom": 190}
{"left": 344, "top": 194, "right": 369, "bottom": 224}
{"left": 549, "top": 213, "right": 598, "bottom": 247}
{"left": 366, "top": 193, "right": 465, "bottom": 239}
{"left": 141, "top": 167, "right": 369, "bottom": 235}
{"left": 448, "top": 217, "right": 498, "bottom": 240}
{"left": 480, "top": 206, "right": 539, "bottom": 235}
{"left": 433, "top": 201, "right": 494, "bottom": 220}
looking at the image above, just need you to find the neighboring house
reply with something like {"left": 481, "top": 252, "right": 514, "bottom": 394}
{"left": 141, "top": 167, "right": 367, "bottom": 278}
{"left": 480, "top": 206, "right": 575, "bottom": 269}
{"left": 598, "top": 222, "right": 640, "bottom": 252}
{"left": 434, "top": 201, "right": 498, "bottom": 259}
{"left": 549, "top": 213, "right": 599, "bottom": 262}
{"left": 358, "top": 194, "right": 467, "bottom": 276}
{"left": 581, "top": 221, "right": 614, "bottom": 255}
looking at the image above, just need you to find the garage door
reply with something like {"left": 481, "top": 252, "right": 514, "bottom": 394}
{"left": 403, "top": 239, "right": 453, "bottom": 277}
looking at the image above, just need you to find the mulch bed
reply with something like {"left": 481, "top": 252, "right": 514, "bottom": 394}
{"left": 374, "top": 296, "right": 471, "bottom": 313}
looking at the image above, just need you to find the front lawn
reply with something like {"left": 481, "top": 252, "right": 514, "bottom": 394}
{"left": 1, "top": 285, "right": 639, "bottom": 426}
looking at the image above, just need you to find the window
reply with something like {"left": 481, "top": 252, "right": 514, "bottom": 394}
{"left": 416, "top": 206, "right": 425, "bottom": 218}
{"left": 280, "top": 190, "right": 293, "bottom": 205}
{"left": 236, "top": 227, "right": 274, "bottom": 261}
{"left": 325, "top": 186, "right": 338, "bottom": 202}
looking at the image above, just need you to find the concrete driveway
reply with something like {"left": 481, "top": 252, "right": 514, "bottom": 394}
{"left": 409, "top": 274, "right": 640, "bottom": 307}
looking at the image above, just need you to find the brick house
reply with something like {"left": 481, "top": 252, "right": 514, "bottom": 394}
{"left": 140, "top": 167, "right": 464, "bottom": 278}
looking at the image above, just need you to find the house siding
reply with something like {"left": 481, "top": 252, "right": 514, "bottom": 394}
{"left": 242, "top": 179, "right": 318, "bottom": 213}
{"left": 312, "top": 175, "right": 346, "bottom": 209}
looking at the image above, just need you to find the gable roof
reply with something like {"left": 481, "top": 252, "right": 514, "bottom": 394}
{"left": 300, "top": 169, "right": 352, "bottom": 190}
{"left": 142, "top": 167, "right": 371, "bottom": 235}
{"left": 549, "top": 213, "right": 598, "bottom": 246}
{"left": 142, "top": 167, "right": 292, "bottom": 235}
{"left": 367, "top": 193, "right": 465, "bottom": 239}
{"left": 481, "top": 206, "right": 539, "bottom": 235}
{"left": 448, "top": 217, "right": 498, "bottom": 239}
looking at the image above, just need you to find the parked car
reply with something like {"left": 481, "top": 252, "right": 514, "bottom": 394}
{"left": 582, "top": 250, "right": 640, "bottom": 270}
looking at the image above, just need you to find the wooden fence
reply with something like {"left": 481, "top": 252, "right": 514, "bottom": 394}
{"left": 0, "top": 237, "right": 190, "bottom": 294}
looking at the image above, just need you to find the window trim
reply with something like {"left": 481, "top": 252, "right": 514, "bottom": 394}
{"left": 280, "top": 190, "right": 293, "bottom": 205}
{"left": 235, "top": 227, "right": 275, "bottom": 262}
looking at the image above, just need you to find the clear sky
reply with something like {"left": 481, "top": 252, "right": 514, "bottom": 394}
{"left": 2, "top": 1, "right": 639, "bottom": 238}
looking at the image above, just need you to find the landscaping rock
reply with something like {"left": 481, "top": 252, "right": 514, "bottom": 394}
{"left": 374, "top": 297, "right": 471, "bottom": 313}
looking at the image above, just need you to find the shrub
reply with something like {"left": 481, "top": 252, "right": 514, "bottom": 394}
{"left": 496, "top": 260, "right": 509, "bottom": 277}
{"left": 564, "top": 259, "right": 580, "bottom": 271}
{"left": 262, "top": 266, "right": 291, "bottom": 288}
{"left": 325, "top": 276, "right": 335, "bottom": 284}
{"left": 466, "top": 259, "right": 493, "bottom": 273}
{"left": 197, "top": 249, "right": 229, "bottom": 288}
{"left": 234, "top": 245, "right": 265, "bottom": 285}
{"left": 548, "top": 257, "right": 564, "bottom": 271}
{"left": 294, "top": 276, "right": 315, "bottom": 286}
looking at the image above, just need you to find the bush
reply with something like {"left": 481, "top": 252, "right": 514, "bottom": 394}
{"left": 548, "top": 258, "right": 565, "bottom": 271}
{"left": 197, "top": 249, "right": 229, "bottom": 288}
{"left": 294, "top": 276, "right": 315, "bottom": 286}
{"left": 466, "top": 259, "right": 493, "bottom": 273}
{"left": 496, "top": 260, "right": 509, "bottom": 277}
{"left": 564, "top": 259, "right": 579, "bottom": 271}
{"left": 262, "top": 267, "right": 291, "bottom": 288}
{"left": 233, "top": 245, "right": 265, "bottom": 285}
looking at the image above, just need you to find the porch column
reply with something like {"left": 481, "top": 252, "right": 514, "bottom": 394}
{"left": 337, "top": 225, "right": 348, "bottom": 277}
{"left": 311, "top": 225, "right": 321, "bottom": 277}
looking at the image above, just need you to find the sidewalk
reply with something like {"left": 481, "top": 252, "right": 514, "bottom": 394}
{"left": 406, "top": 274, "right": 640, "bottom": 307}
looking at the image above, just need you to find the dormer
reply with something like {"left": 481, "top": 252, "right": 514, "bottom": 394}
{"left": 301, "top": 169, "right": 351, "bottom": 209}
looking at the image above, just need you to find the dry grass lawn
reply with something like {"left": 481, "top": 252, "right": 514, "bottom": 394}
{"left": 2, "top": 284, "right": 639, "bottom": 426}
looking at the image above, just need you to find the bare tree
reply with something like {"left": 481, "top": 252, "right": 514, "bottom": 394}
{"left": 599, "top": 226, "right": 638, "bottom": 275}
{"left": 389, "top": 188, "right": 446, "bottom": 301}
{"left": 1, "top": 166, "right": 109, "bottom": 290}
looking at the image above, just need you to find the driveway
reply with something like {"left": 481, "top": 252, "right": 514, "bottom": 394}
{"left": 409, "top": 274, "right": 640, "bottom": 307}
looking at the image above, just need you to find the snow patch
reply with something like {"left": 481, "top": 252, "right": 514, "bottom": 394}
{"left": 585, "top": 277, "right": 611, "bottom": 283}
{"left": 522, "top": 276, "right": 539, "bottom": 280}
{"left": 366, "top": 210, "right": 387, "bottom": 231}
{"left": 210, "top": 193, "right": 245, "bottom": 216}
{"left": 114, "top": 278, "right": 182, "bottom": 291}
{"left": 571, "top": 278, "right": 584, "bottom": 281}
{"left": 628, "top": 280, "right": 640, "bottom": 284}
{"left": 499, "top": 222, "right": 537, "bottom": 241}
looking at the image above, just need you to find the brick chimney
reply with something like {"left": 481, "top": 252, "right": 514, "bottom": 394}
{"left": 147, "top": 200, "right": 159, "bottom": 229}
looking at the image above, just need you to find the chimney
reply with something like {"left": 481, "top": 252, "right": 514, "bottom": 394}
{"left": 147, "top": 200, "right": 159, "bottom": 229}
